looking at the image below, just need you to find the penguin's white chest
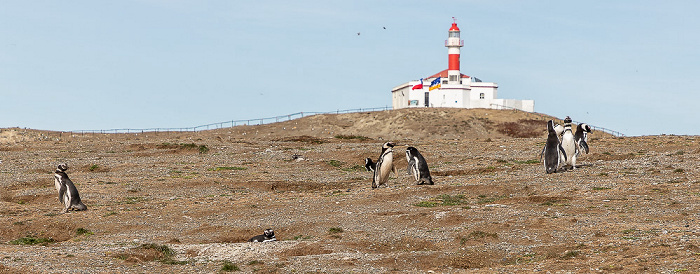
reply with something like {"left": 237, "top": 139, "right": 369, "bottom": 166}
{"left": 380, "top": 156, "right": 393, "bottom": 176}
{"left": 562, "top": 133, "right": 575, "bottom": 158}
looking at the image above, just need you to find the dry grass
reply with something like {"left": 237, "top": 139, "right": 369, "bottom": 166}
{"left": 0, "top": 108, "right": 697, "bottom": 273}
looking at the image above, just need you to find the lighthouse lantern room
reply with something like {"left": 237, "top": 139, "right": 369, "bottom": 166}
{"left": 391, "top": 19, "right": 534, "bottom": 112}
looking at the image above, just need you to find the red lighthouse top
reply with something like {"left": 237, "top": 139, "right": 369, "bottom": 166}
{"left": 449, "top": 23, "right": 459, "bottom": 31}
{"left": 449, "top": 17, "right": 459, "bottom": 31}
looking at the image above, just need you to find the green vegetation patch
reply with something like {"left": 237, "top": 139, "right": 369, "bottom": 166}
{"left": 328, "top": 160, "right": 343, "bottom": 167}
{"left": 477, "top": 194, "right": 506, "bottom": 204}
{"left": 341, "top": 165, "right": 365, "bottom": 172}
{"left": 208, "top": 166, "right": 247, "bottom": 171}
{"left": 513, "top": 159, "right": 540, "bottom": 164}
{"left": 159, "top": 142, "right": 209, "bottom": 154}
{"left": 10, "top": 236, "right": 55, "bottom": 246}
{"left": 334, "top": 134, "right": 370, "bottom": 141}
{"left": 415, "top": 194, "right": 469, "bottom": 207}
{"left": 115, "top": 243, "right": 188, "bottom": 265}
{"left": 328, "top": 227, "right": 344, "bottom": 234}
{"left": 76, "top": 228, "right": 94, "bottom": 236}
{"left": 221, "top": 260, "right": 241, "bottom": 271}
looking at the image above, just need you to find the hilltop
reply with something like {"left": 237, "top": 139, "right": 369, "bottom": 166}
{"left": 0, "top": 108, "right": 697, "bottom": 273}
{"left": 211, "top": 108, "right": 577, "bottom": 140}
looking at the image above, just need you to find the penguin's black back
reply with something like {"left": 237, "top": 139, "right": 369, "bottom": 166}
{"left": 544, "top": 121, "right": 562, "bottom": 173}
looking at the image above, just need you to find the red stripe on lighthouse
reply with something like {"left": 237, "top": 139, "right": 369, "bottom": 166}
{"left": 448, "top": 54, "right": 460, "bottom": 71}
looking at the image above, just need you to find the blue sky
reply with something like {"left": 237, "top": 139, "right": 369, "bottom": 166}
{"left": 1, "top": 1, "right": 698, "bottom": 136}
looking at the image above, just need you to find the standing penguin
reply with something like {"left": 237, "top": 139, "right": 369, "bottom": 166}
{"left": 560, "top": 116, "right": 578, "bottom": 170}
{"left": 541, "top": 120, "right": 567, "bottom": 174}
{"left": 53, "top": 164, "right": 87, "bottom": 213}
{"left": 405, "top": 147, "right": 434, "bottom": 185}
{"left": 574, "top": 123, "right": 592, "bottom": 154}
{"left": 372, "top": 142, "right": 396, "bottom": 188}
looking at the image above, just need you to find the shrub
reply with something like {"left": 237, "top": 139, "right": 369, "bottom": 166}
{"left": 328, "top": 160, "right": 342, "bottom": 167}
{"left": 76, "top": 228, "right": 94, "bottom": 236}
{"left": 209, "top": 166, "right": 247, "bottom": 171}
{"left": 221, "top": 260, "right": 240, "bottom": 271}
{"left": 10, "top": 236, "right": 55, "bottom": 246}
{"left": 414, "top": 194, "right": 469, "bottom": 207}
{"left": 334, "top": 135, "right": 369, "bottom": 141}
{"left": 114, "top": 243, "right": 188, "bottom": 265}
{"left": 328, "top": 227, "right": 344, "bottom": 234}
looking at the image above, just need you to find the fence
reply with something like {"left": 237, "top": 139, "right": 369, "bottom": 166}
{"left": 70, "top": 107, "right": 391, "bottom": 134}
{"left": 490, "top": 104, "right": 625, "bottom": 137}
{"left": 70, "top": 105, "right": 624, "bottom": 137}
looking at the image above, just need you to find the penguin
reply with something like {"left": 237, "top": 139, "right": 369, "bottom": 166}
{"left": 372, "top": 142, "right": 396, "bottom": 188}
{"left": 541, "top": 120, "right": 567, "bottom": 174}
{"left": 574, "top": 123, "right": 592, "bottom": 154}
{"left": 405, "top": 147, "right": 434, "bottom": 185}
{"left": 248, "top": 228, "right": 276, "bottom": 242}
{"left": 553, "top": 123, "right": 564, "bottom": 136}
{"left": 53, "top": 164, "right": 87, "bottom": 213}
{"left": 560, "top": 116, "right": 578, "bottom": 170}
{"left": 364, "top": 157, "right": 375, "bottom": 172}
{"left": 405, "top": 149, "right": 415, "bottom": 175}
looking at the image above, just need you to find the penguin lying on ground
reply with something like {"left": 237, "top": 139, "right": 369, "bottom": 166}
{"left": 53, "top": 164, "right": 87, "bottom": 213}
{"left": 372, "top": 142, "right": 396, "bottom": 188}
{"left": 541, "top": 120, "right": 567, "bottom": 174}
{"left": 406, "top": 147, "right": 434, "bottom": 185}
{"left": 248, "top": 229, "right": 276, "bottom": 242}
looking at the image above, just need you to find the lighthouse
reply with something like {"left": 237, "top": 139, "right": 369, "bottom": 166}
{"left": 390, "top": 19, "right": 534, "bottom": 112}
{"left": 446, "top": 18, "right": 464, "bottom": 85}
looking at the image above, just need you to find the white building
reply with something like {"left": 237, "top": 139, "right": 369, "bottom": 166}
{"left": 391, "top": 20, "right": 534, "bottom": 112}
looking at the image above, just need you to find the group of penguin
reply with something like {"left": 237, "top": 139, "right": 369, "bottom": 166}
{"left": 48, "top": 117, "right": 586, "bottom": 244}
{"left": 364, "top": 142, "right": 434, "bottom": 188}
{"left": 541, "top": 116, "right": 592, "bottom": 174}
{"left": 362, "top": 115, "right": 593, "bottom": 187}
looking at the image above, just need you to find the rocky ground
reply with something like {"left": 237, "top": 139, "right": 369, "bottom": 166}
{"left": 0, "top": 108, "right": 698, "bottom": 273}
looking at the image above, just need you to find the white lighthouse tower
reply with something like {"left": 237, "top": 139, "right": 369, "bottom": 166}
{"left": 446, "top": 18, "right": 463, "bottom": 85}
{"left": 390, "top": 19, "right": 534, "bottom": 112}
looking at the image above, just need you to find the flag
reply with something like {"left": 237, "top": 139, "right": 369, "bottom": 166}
{"left": 411, "top": 78, "right": 423, "bottom": 90}
{"left": 429, "top": 77, "right": 441, "bottom": 91}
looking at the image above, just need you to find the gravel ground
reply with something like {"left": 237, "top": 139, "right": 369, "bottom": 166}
{"left": 1, "top": 109, "right": 699, "bottom": 273}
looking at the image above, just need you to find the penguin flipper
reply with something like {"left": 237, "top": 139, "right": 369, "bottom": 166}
{"left": 579, "top": 141, "right": 589, "bottom": 154}
{"left": 539, "top": 146, "right": 545, "bottom": 161}
{"left": 373, "top": 156, "right": 385, "bottom": 188}
{"left": 559, "top": 144, "right": 568, "bottom": 161}
{"left": 406, "top": 159, "right": 415, "bottom": 175}
{"left": 58, "top": 183, "right": 67, "bottom": 206}
{"left": 371, "top": 169, "right": 378, "bottom": 188}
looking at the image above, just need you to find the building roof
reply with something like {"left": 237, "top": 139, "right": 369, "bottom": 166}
{"left": 427, "top": 69, "right": 470, "bottom": 79}
{"left": 449, "top": 22, "right": 460, "bottom": 31}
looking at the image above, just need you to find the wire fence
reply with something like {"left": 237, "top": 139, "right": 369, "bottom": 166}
{"left": 69, "top": 105, "right": 624, "bottom": 137}
{"left": 490, "top": 104, "right": 625, "bottom": 137}
{"left": 70, "top": 107, "right": 392, "bottom": 134}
